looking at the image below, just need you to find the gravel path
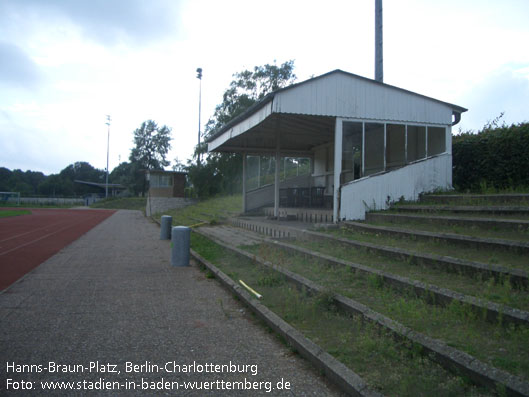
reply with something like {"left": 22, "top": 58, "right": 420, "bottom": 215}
{"left": 1, "top": 210, "right": 343, "bottom": 396}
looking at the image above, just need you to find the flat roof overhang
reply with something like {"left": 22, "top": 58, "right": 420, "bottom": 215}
{"left": 208, "top": 112, "right": 335, "bottom": 156}
{"left": 206, "top": 69, "right": 467, "bottom": 157}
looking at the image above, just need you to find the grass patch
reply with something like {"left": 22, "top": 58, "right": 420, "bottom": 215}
{"left": 243, "top": 243, "right": 529, "bottom": 380}
{"left": 0, "top": 202, "right": 74, "bottom": 208}
{"left": 90, "top": 197, "right": 147, "bottom": 211}
{"left": 0, "top": 209, "right": 31, "bottom": 218}
{"left": 191, "top": 233, "right": 492, "bottom": 396}
{"left": 154, "top": 195, "right": 242, "bottom": 226}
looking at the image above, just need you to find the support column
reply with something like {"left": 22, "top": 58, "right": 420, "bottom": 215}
{"left": 333, "top": 118, "right": 343, "bottom": 223}
{"left": 274, "top": 120, "right": 281, "bottom": 219}
{"left": 242, "top": 152, "right": 247, "bottom": 213}
{"left": 274, "top": 148, "right": 280, "bottom": 218}
{"left": 257, "top": 156, "right": 261, "bottom": 188}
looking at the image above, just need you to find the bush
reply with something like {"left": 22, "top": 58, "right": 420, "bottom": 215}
{"left": 452, "top": 123, "right": 529, "bottom": 192}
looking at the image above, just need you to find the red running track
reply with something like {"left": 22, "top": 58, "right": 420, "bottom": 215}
{"left": 0, "top": 208, "right": 115, "bottom": 291}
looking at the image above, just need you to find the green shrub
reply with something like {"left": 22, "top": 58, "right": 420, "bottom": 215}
{"left": 453, "top": 122, "right": 529, "bottom": 191}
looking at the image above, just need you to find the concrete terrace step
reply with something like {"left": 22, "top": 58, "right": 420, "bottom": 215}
{"left": 228, "top": 217, "right": 529, "bottom": 288}
{"left": 199, "top": 225, "right": 529, "bottom": 326}
{"left": 393, "top": 205, "right": 529, "bottom": 216}
{"left": 421, "top": 193, "right": 529, "bottom": 205}
{"left": 263, "top": 237, "right": 529, "bottom": 327}
{"left": 193, "top": 229, "right": 529, "bottom": 396}
{"left": 190, "top": 249, "right": 379, "bottom": 397}
{"left": 344, "top": 221, "right": 529, "bottom": 255}
{"left": 366, "top": 212, "right": 529, "bottom": 232}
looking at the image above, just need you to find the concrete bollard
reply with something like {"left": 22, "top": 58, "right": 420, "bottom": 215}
{"left": 160, "top": 215, "right": 172, "bottom": 240}
{"left": 171, "top": 226, "right": 191, "bottom": 267}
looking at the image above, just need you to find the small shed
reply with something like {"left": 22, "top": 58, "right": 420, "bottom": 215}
{"left": 145, "top": 170, "right": 193, "bottom": 216}
{"left": 146, "top": 170, "right": 187, "bottom": 198}
{"left": 206, "top": 69, "right": 467, "bottom": 221}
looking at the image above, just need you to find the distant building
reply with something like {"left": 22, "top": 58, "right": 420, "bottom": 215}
{"left": 145, "top": 170, "right": 194, "bottom": 216}
{"left": 146, "top": 170, "right": 187, "bottom": 198}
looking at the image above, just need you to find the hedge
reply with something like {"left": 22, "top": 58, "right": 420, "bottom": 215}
{"left": 452, "top": 123, "right": 529, "bottom": 191}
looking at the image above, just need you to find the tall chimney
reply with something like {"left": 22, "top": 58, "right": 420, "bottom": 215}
{"left": 375, "top": 0, "right": 383, "bottom": 82}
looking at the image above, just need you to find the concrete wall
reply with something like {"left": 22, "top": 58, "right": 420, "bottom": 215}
{"left": 339, "top": 153, "right": 452, "bottom": 220}
{"left": 7, "top": 197, "right": 85, "bottom": 205}
{"left": 146, "top": 197, "right": 197, "bottom": 217}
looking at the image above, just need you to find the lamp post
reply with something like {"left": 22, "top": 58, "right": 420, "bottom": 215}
{"left": 196, "top": 67, "right": 202, "bottom": 165}
{"left": 105, "top": 115, "right": 111, "bottom": 198}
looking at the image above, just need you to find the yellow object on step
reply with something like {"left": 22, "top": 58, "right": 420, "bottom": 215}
{"left": 239, "top": 280, "right": 262, "bottom": 299}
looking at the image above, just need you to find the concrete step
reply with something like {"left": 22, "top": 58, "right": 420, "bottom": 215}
{"left": 202, "top": 224, "right": 529, "bottom": 325}
{"left": 263, "top": 237, "right": 529, "bottom": 327}
{"left": 367, "top": 212, "right": 529, "bottom": 232}
{"left": 190, "top": 248, "right": 377, "bottom": 397}
{"left": 298, "top": 228, "right": 529, "bottom": 288}
{"left": 193, "top": 229, "right": 529, "bottom": 396}
{"left": 344, "top": 220, "right": 529, "bottom": 255}
{"left": 421, "top": 193, "right": 529, "bottom": 205}
{"left": 393, "top": 205, "right": 529, "bottom": 216}
{"left": 228, "top": 217, "right": 528, "bottom": 288}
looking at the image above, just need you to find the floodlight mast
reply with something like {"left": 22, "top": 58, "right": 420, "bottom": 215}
{"left": 105, "top": 115, "right": 111, "bottom": 198}
{"left": 196, "top": 67, "right": 202, "bottom": 165}
{"left": 375, "top": 0, "right": 383, "bottom": 83}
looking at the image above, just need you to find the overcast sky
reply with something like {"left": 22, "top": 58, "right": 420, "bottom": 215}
{"left": 1, "top": 0, "right": 528, "bottom": 175}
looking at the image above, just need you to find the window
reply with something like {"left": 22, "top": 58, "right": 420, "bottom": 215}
{"left": 246, "top": 156, "right": 260, "bottom": 190}
{"left": 342, "top": 121, "right": 363, "bottom": 182}
{"left": 386, "top": 124, "right": 405, "bottom": 170}
{"left": 150, "top": 174, "right": 172, "bottom": 188}
{"left": 427, "top": 126, "right": 446, "bottom": 156}
{"left": 407, "top": 125, "right": 426, "bottom": 162}
{"left": 364, "top": 123, "right": 385, "bottom": 175}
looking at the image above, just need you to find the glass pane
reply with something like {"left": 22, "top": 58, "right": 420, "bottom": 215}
{"left": 427, "top": 126, "right": 446, "bottom": 156}
{"left": 364, "top": 123, "right": 384, "bottom": 176}
{"left": 342, "top": 121, "right": 363, "bottom": 182}
{"left": 246, "top": 156, "right": 260, "bottom": 190}
{"left": 386, "top": 124, "right": 405, "bottom": 170}
{"left": 407, "top": 125, "right": 426, "bottom": 162}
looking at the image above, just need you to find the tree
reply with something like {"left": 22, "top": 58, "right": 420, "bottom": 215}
{"left": 130, "top": 120, "right": 172, "bottom": 169}
{"left": 59, "top": 161, "right": 105, "bottom": 195}
{"left": 129, "top": 120, "right": 172, "bottom": 195}
{"left": 188, "top": 60, "right": 297, "bottom": 197}
{"left": 203, "top": 60, "right": 296, "bottom": 141}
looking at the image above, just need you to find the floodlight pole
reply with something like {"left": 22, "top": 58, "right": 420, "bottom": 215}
{"left": 105, "top": 115, "right": 111, "bottom": 198}
{"left": 196, "top": 67, "right": 202, "bottom": 166}
{"left": 375, "top": 0, "right": 383, "bottom": 83}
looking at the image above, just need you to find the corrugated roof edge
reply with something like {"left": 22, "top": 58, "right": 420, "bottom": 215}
{"left": 205, "top": 69, "right": 468, "bottom": 143}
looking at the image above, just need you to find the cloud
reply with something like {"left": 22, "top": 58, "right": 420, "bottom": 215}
{"left": 0, "top": 42, "right": 42, "bottom": 89}
{"left": 457, "top": 66, "right": 529, "bottom": 132}
{"left": 0, "top": 0, "right": 181, "bottom": 46}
